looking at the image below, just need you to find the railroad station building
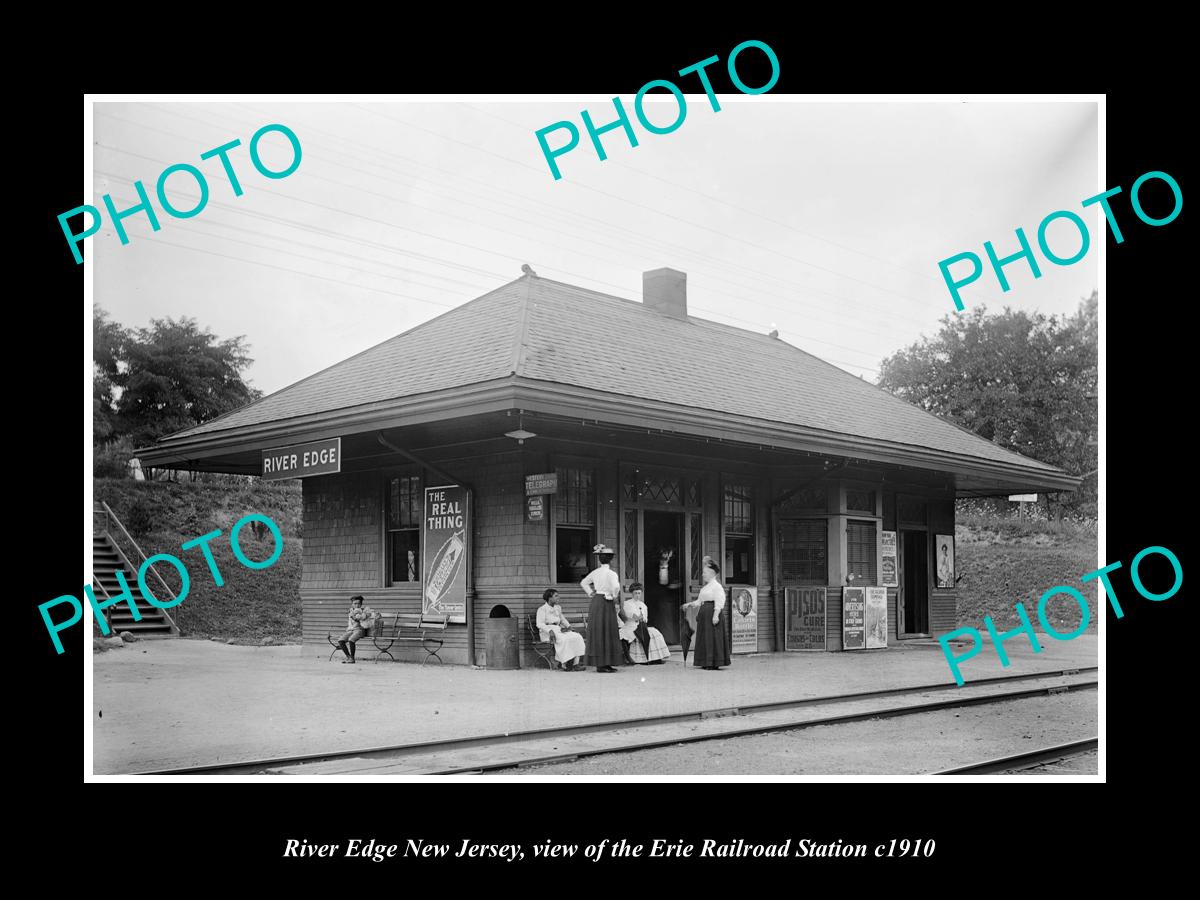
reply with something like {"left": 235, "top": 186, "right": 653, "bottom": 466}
{"left": 138, "top": 268, "right": 1078, "bottom": 666}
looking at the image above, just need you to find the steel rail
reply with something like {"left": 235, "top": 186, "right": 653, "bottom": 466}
{"left": 440, "top": 681, "right": 1097, "bottom": 775}
{"left": 927, "top": 738, "right": 1099, "bottom": 775}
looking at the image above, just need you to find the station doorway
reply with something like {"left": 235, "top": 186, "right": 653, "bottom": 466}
{"left": 900, "top": 530, "right": 930, "bottom": 636}
{"left": 642, "top": 510, "right": 683, "bottom": 645}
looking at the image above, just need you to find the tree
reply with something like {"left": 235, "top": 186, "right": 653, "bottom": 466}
{"left": 877, "top": 293, "right": 1097, "bottom": 515}
{"left": 93, "top": 305, "right": 126, "bottom": 442}
{"left": 92, "top": 308, "right": 262, "bottom": 448}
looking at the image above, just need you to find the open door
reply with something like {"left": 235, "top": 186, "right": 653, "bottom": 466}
{"left": 900, "top": 529, "right": 930, "bottom": 636}
{"left": 642, "top": 510, "right": 682, "bottom": 645}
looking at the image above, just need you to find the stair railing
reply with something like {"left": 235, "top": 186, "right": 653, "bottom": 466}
{"left": 96, "top": 501, "right": 180, "bottom": 634}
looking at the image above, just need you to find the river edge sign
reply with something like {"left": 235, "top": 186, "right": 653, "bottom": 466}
{"left": 261, "top": 437, "right": 341, "bottom": 481}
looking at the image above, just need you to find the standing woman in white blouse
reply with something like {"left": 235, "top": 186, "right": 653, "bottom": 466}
{"left": 580, "top": 543, "right": 625, "bottom": 673}
{"left": 693, "top": 559, "right": 731, "bottom": 670}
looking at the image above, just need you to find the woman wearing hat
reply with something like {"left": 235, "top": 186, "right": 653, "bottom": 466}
{"left": 580, "top": 543, "right": 624, "bottom": 673}
{"left": 693, "top": 559, "right": 731, "bottom": 670}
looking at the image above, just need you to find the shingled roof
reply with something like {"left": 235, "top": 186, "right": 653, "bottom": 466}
{"left": 157, "top": 272, "right": 1068, "bottom": 480}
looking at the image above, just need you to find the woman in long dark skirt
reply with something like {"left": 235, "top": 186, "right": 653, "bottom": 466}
{"left": 580, "top": 543, "right": 624, "bottom": 673}
{"left": 693, "top": 559, "right": 730, "bottom": 670}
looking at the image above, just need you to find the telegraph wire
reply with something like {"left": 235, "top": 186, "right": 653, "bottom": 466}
{"left": 351, "top": 103, "right": 948, "bottom": 310}
{"left": 464, "top": 101, "right": 968, "bottom": 294}
{"left": 100, "top": 182, "right": 879, "bottom": 375}
{"left": 101, "top": 107, "right": 920, "bottom": 337}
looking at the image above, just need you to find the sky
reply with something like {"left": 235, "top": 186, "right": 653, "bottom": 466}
{"left": 92, "top": 98, "right": 1098, "bottom": 395}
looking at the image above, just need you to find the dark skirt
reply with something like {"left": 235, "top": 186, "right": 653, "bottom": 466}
{"left": 692, "top": 601, "right": 730, "bottom": 668}
{"left": 584, "top": 593, "right": 624, "bottom": 668}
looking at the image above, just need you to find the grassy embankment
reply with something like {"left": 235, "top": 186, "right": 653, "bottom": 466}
{"left": 955, "top": 511, "right": 1098, "bottom": 632}
{"left": 96, "top": 477, "right": 302, "bottom": 644}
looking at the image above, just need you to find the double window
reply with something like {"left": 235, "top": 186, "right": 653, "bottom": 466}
{"left": 387, "top": 474, "right": 421, "bottom": 585}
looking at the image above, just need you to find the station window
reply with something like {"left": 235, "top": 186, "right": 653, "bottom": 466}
{"left": 554, "top": 466, "right": 594, "bottom": 583}
{"left": 846, "top": 489, "right": 876, "bottom": 514}
{"left": 847, "top": 519, "right": 878, "bottom": 586}
{"left": 780, "top": 519, "right": 827, "bottom": 584}
{"left": 387, "top": 474, "right": 421, "bottom": 584}
{"left": 723, "top": 481, "right": 754, "bottom": 583}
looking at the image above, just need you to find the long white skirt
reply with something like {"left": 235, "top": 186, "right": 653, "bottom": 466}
{"left": 546, "top": 626, "right": 586, "bottom": 663}
{"left": 628, "top": 626, "right": 671, "bottom": 663}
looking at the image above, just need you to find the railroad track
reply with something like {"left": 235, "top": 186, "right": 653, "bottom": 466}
{"left": 138, "top": 666, "right": 1097, "bottom": 776}
{"left": 928, "top": 738, "right": 1099, "bottom": 775}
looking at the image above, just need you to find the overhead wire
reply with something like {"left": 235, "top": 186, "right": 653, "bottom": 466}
{"left": 350, "top": 103, "right": 949, "bottom": 309}
{"left": 464, "top": 101, "right": 966, "bottom": 293}
{"left": 103, "top": 105, "right": 917, "bottom": 340}
{"left": 97, "top": 165, "right": 881, "bottom": 375}
{"left": 93, "top": 111, "right": 892, "bottom": 374}
{"left": 100, "top": 179, "right": 879, "bottom": 376}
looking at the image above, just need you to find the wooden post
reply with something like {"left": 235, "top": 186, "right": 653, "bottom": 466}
{"left": 771, "top": 500, "right": 784, "bottom": 652}
{"left": 466, "top": 487, "right": 475, "bottom": 667}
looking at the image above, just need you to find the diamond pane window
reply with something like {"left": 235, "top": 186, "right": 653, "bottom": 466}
{"left": 642, "top": 473, "right": 681, "bottom": 504}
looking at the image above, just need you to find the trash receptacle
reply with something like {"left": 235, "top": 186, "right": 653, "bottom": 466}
{"left": 484, "top": 604, "right": 520, "bottom": 669}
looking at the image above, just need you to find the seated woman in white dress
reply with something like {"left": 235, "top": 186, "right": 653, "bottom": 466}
{"left": 620, "top": 583, "right": 671, "bottom": 665}
{"left": 536, "top": 588, "right": 587, "bottom": 671}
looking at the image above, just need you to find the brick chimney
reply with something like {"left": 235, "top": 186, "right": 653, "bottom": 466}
{"left": 643, "top": 268, "right": 687, "bottom": 319}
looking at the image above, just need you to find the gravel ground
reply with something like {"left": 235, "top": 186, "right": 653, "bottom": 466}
{"left": 91, "top": 635, "right": 1098, "bottom": 774}
{"left": 517, "top": 691, "right": 1098, "bottom": 776}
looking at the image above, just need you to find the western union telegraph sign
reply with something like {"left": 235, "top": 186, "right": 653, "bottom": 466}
{"left": 262, "top": 438, "right": 341, "bottom": 481}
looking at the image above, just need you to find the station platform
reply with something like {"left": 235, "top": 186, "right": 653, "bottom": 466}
{"left": 91, "top": 633, "right": 1098, "bottom": 774}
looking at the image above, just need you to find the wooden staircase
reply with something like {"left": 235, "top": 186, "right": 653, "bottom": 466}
{"left": 93, "top": 504, "right": 178, "bottom": 638}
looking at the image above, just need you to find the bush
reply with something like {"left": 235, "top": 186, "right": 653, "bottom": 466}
{"left": 124, "top": 498, "right": 156, "bottom": 536}
{"left": 94, "top": 438, "right": 137, "bottom": 479}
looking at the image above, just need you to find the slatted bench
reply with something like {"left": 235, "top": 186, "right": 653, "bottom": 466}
{"left": 527, "top": 615, "right": 557, "bottom": 669}
{"left": 369, "top": 615, "right": 401, "bottom": 663}
{"left": 326, "top": 617, "right": 386, "bottom": 662}
{"left": 395, "top": 612, "right": 449, "bottom": 665}
{"left": 526, "top": 613, "right": 588, "bottom": 670}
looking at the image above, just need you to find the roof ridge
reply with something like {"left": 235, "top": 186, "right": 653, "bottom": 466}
{"left": 510, "top": 273, "right": 535, "bottom": 376}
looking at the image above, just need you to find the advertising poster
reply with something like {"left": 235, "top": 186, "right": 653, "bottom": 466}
{"left": 865, "top": 586, "right": 888, "bottom": 649}
{"left": 881, "top": 530, "right": 898, "bottom": 587}
{"left": 730, "top": 586, "right": 757, "bottom": 654}
{"left": 935, "top": 534, "right": 955, "bottom": 588}
{"left": 785, "top": 587, "right": 827, "bottom": 651}
{"left": 422, "top": 484, "right": 468, "bottom": 616}
{"left": 843, "top": 586, "right": 865, "bottom": 650}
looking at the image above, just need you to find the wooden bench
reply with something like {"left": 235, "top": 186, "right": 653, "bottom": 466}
{"left": 526, "top": 613, "right": 588, "bottom": 671}
{"left": 325, "top": 617, "right": 385, "bottom": 662}
{"left": 395, "top": 612, "right": 449, "bottom": 665}
{"left": 527, "top": 615, "right": 557, "bottom": 670}
{"left": 369, "top": 615, "right": 401, "bottom": 663}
